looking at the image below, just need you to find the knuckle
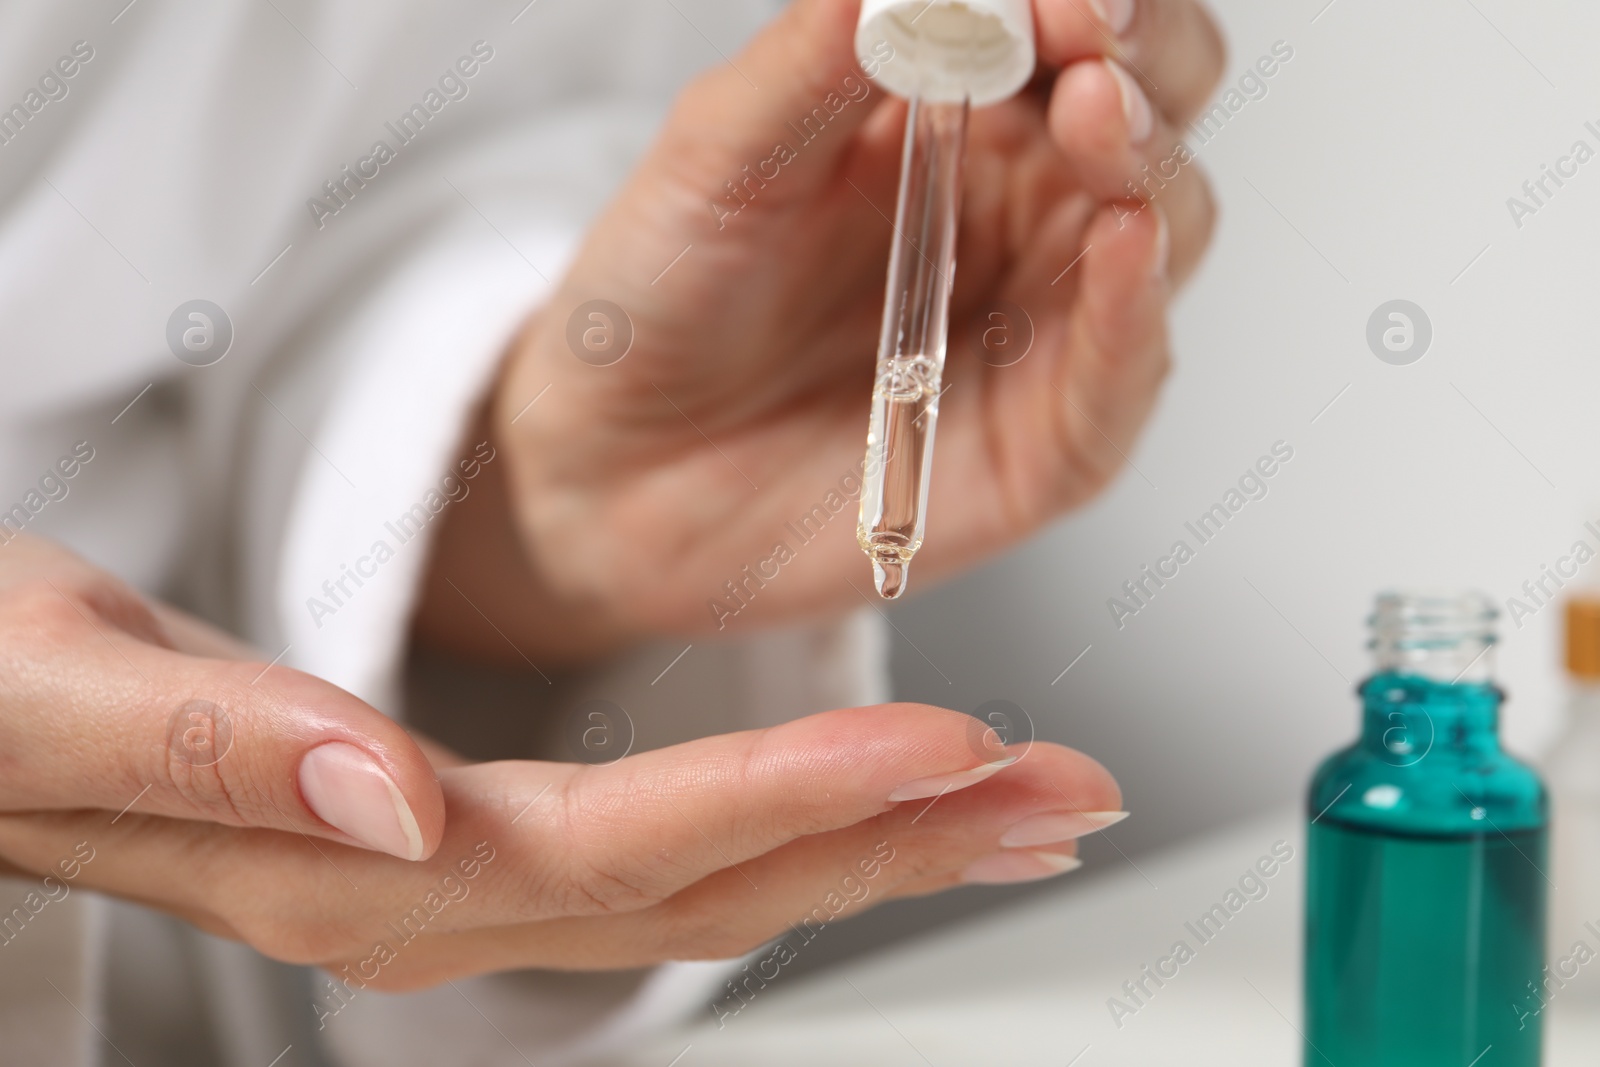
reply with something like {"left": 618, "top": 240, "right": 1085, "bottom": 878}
{"left": 0, "top": 572, "right": 164, "bottom": 652}
{"left": 159, "top": 674, "right": 279, "bottom": 824}
{"left": 75, "top": 579, "right": 166, "bottom": 646}
{"left": 158, "top": 719, "right": 250, "bottom": 825}
{"left": 1, "top": 577, "right": 93, "bottom": 644}
{"left": 554, "top": 785, "right": 670, "bottom": 915}
{"left": 555, "top": 853, "right": 661, "bottom": 915}
{"left": 881, "top": 841, "right": 942, "bottom": 886}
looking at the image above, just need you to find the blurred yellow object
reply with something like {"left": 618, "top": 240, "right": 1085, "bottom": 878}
{"left": 1565, "top": 597, "right": 1600, "bottom": 679}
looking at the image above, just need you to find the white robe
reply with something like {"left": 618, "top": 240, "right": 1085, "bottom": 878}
{"left": 0, "top": 1, "right": 886, "bottom": 1062}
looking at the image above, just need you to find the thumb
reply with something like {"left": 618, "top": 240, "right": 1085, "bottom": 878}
{"left": 665, "top": 0, "right": 885, "bottom": 197}
{"left": 0, "top": 581, "right": 445, "bottom": 861}
{"left": 169, "top": 665, "right": 445, "bottom": 861}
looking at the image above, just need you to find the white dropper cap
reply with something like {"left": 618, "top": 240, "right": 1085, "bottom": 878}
{"left": 856, "top": 0, "right": 1036, "bottom": 108}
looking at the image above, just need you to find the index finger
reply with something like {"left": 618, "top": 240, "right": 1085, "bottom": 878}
{"left": 0, "top": 578, "right": 445, "bottom": 861}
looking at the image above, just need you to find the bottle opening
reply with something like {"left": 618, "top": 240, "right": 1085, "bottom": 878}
{"left": 1369, "top": 589, "right": 1496, "bottom": 683}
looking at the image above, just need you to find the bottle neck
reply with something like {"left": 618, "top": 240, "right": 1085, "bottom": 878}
{"left": 1359, "top": 672, "right": 1503, "bottom": 762}
{"left": 1361, "top": 591, "right": 1502, "bottom": 760}
{"left": 1369, "top": 597, "right": 1495, "bottom": 683}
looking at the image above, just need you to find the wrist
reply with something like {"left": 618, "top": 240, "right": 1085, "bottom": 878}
{"left": 412, "top": 394, "right": 635, "bottom": 670}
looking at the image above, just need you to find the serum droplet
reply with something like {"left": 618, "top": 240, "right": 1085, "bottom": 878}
{"left": 873, "top": 557, "right": 908, "bottom": 599}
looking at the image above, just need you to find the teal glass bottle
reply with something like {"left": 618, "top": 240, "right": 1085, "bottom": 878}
{"left": 1304, "top": 592, "right": 1548, "bottom": 1066}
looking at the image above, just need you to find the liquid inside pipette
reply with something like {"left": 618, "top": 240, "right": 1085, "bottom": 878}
{"left": 857, "top": 92, "right": 969, "bottom": 599}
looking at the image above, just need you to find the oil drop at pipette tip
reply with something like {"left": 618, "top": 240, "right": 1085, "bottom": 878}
{"left": 871, "top": 555, "right": 907, "bottom": 599}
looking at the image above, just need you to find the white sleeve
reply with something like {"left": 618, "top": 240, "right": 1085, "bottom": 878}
{"left": 231, "top": 104, "right": 660, "bottom": 714}
{"left": 266, "top": 216, "right": 562, "bottom": 713}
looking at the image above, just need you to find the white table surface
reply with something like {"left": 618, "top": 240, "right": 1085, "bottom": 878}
{"left": 588, "top": 810, "right": 1600, "bottom": 1066}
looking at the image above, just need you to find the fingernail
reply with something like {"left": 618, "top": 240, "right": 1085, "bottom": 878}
{"left": 961, "top": 851, "right": 1083, "bottom": 885}
{"left": 888, "top": 756, "right": 1017, "bottom": 803}
{"left": 1105, "top": 60, "right": 1152, "bottom": 144}
{"left": 1000, "top": 811, "right": 1129, "bottom": 848}
{"left": 1152, "top": 207, "right": 1170, "bottom": 279}
{"left": 1087, "top": 0, "right": 1135, "bottom": 35}
{"left": 298, "top": 742, "right": 425, "bottom": 860}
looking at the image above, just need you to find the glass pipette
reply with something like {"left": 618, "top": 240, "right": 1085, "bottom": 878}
{"left": 856, "top": 91, "right": 969, "bottom": 599}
